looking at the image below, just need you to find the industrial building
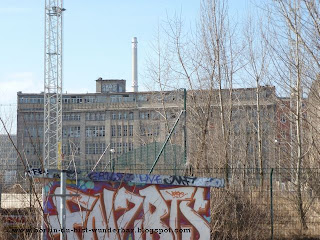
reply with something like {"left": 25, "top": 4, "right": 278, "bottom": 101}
{"left": 15, "top": 33, "right": 279, "bottom": 176}
{"left": 17, "top": 81, "right": 279, "bottom": 177}
{"left": 17, "top": 79, "right": 186, "bottom": 173}
{"left": 0, "top": 134, "right": 17, "bottom": 185}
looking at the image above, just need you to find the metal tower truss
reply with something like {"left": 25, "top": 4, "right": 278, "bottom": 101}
{"left": 43, "top": 0, "right": 65, "bottom": 169}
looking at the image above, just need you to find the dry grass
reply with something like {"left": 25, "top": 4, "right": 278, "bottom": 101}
{"left": 0, "top": 178, "right": 319, "bottom": 239}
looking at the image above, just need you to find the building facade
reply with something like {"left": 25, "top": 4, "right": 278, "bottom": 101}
{"left": 17, "top": 79, "right": 278, "bottom": 176}
{"left": 17, "top": 79, "right": 185, "bottom": 173}
{"left": 0, "top": 134, "right": 17, "bottom": 185}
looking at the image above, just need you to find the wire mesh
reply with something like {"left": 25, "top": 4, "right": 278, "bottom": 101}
{"left": 0, "top": 165, "right": 319, "bottom": 239}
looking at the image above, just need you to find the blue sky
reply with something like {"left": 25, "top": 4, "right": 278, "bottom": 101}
{"left": 0, "top": 0, "right": 252, "bottom": 132}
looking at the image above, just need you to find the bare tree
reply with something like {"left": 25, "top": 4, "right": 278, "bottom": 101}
{"left": 243, "top": 14, "right": 271, "bottom": 189}
{"left": 266, "top": 0, "right": 320, "bottom": 231}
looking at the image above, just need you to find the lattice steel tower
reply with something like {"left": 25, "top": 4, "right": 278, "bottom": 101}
{"left": 43, "top": 0, "right": 65, "bottom": 169}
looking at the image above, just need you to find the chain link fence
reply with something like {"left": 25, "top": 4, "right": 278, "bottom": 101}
{"left": 0, "top": 165, "right": 319, "bottom": 239}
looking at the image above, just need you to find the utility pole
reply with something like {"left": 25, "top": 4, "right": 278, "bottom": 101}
{"left": 43, "top": 2, "right": 67, "bottom": 239}
{"left": 50, "top": 171, "right": 79, "bottom": 240}
{"left": 43, "top": 0, "right": 65, "bottom": 170}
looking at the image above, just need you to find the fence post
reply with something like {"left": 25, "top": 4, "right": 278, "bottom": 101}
{"left": 29, "top": 179, "right": 32, "bottom": 209}
{"left": 174, "top": 145, "right": 177, "bottom": 175}
{"left": 0, "top": 183, "right": 2, "bottom": 209}
{"left": 147, "top": 143, "right": 149, "bottom": 168}
{"left": 60, "top": 170, "right": 67, "bottom": 240}
{"left": 270, "top": 168, "right": 274, "bottom": 240}
{"left": 183, "top": 88, "right": 187, "bottom": 164}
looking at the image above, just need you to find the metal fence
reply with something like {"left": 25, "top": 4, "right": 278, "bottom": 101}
{"left": 0, "top": 166, "right": 319, "bottom": 240}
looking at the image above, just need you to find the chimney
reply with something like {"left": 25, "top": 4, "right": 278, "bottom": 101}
{"left": 131, "top": 37, "right": 138, "bottom": 92}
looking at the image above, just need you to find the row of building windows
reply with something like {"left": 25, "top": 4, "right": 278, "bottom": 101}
{"left": 19, "top": 97, "right": 44, "bottom": 104}
{"left": 140, "top": 125, "right": 160, "bottom": 137}
{"left": 62, "top": 96, "right": 108, "bottom": 104}
{"left": 86, "top": 112, "right": 106, "bottom": 121}
{"left": 101, "top": 84, "right": 122, "bottom": 93}
{"left": 23, "top": 141, "right": 135, "bottom": 156}
{"left": 231, "top": 88, "right": 274, "bottom": 101}
{"left": 62, "top": 143, "right": 80, "bottom": 156}
{"left": 72, "top": 142, "right": 134, "bottom": 155}
{"left": 62, "top": 126, "right": 81, "bottom": 138}
{"left": 19, "top": 94, "right": 169, "bottom": 105}
{"left": 85, "top": 143, "right": 106, "bottom": 155}
{"left": 22, "top": 110, "right": 178, "bottom": 123}
{"left": 63, "top": 113, "right": 81, "bottom": 121}
{"left": 110, "top": 95, "right": 135, "bottom": 103}
{"left": 22, "top": 113, "right": 44, "bottom": 122}
{"left": 139, "top": 111, "right": 161, "bottom": 120}
{"left": 24, "top": 143, "right": 42, "bottom": 155}
{"left": 111, "top": 125, "right": 133, "bottom": 137}
{"left": 86, "top": 126, "right": 105, "bottom": 137}
{"left": 25, "top": 125, "right": 107, "bottom": 138}
{"left": 24, "top": 126, "right": 43, "bottom": 138}
{"left": 110, "top": 142, "right": 134, "bottom": 154}
{"left": 0, "top": 148, "right": 17, "bottom": 160}
{"left": 24, "top": 124, "right": 156, "bottom": 138}
{"left": 111, "top": 112, "right": 134, "bottom": 120}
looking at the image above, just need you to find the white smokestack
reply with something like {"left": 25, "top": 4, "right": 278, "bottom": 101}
{"left": 131, "top": 37, "right": 138, "bottom": 92}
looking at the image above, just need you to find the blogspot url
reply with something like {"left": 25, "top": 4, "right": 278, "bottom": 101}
{"left": 9, "top": 227, "right": 191, "bottom": 234}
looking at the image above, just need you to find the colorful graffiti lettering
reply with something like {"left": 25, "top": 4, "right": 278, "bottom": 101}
{"left": 44, "top": 181, "right": 210, "bottom": 240}
{"left": 29, "top": 168, "right": 224, "bottom": 188}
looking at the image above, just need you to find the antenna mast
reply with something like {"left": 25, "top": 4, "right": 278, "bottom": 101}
{"left": 43, "top": 0, "right": 65, "bottom": 169}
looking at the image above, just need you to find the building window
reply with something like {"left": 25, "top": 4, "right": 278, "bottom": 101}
{"left": 117, "top": 142, "right": 122, "bottom": 154}
{"left": 112, "top": 112, "right": 117, "bottom": 120}
{"left": 140, "top": 126, "right": 146, "bottom": 136}
{"left": 117, "top": 125, "right": 122, "bottom": 137}
{"left": 123, "top": 142, "right": 127, "bottom": 153}
{"left": 129, "top": 125, "right": 133, "bottom": 136}
{"left": 118, "top": 112, "right": 122, "bottom": 120}
{"left": 280, "top": 114, "right": 286, "bottom": 123}
{"left": 129, "top": 112, "right": 134, "bottom": 120}
{"left": 123, "top": 125, "right": 128, "bottom": 136}
{"left": 111, "top": 125, "right": 116, "bottom": 137}
{"left": 152, "top": 112, "right": 160, "bottom": 120}
{"left": 128, "top": 142, "right": 133, "bottom": 151}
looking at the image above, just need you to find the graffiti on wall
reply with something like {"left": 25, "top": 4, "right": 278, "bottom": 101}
{"left": 44, "top": 180, "right": 211, "bottom": 240}
{"left": 28, "top": 168, "right": 224, "bottom": 188}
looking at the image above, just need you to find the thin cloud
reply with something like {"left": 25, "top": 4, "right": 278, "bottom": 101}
{"left": 0, "top": 7, "right": 31, "bottom": 14}
{"left": 0, "top": 72, "right": 42, "bottom": 105}
{"left": 0, "top": 72, "right": 41, "bottom": 134}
